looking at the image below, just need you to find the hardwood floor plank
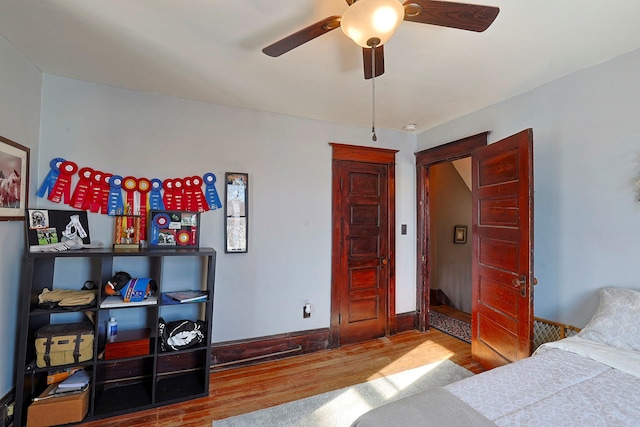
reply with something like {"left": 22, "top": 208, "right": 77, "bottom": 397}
{"left": 78, "top": 329, "right": 482, "bottom": 426}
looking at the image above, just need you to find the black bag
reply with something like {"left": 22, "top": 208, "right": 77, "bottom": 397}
{"left": 158, "top": 317, "right": 206, "bottom": 351}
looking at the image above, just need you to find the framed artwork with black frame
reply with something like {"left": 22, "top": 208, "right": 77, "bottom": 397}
{"left": 454, "top": 225, "right": 467, "bottom": 244}
{"left": 225, "top": 172, "right": 248, "bottom": 253}
{"left": 26, "top": 209, "right": 91, "bottom": 250}
{"left": 148, "top": 210, "right": 200, "bottom": 248}
{"left": 0, "top": 135, "right": 30, "bottom": 221}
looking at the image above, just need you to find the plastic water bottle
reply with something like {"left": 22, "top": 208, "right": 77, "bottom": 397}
{"left": 107, "top": 317, "right": 118, "bottom": 342}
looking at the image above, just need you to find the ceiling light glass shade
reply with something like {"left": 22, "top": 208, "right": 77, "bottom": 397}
{"left": 341, "top": 0, "right": 405, "bottom": 48}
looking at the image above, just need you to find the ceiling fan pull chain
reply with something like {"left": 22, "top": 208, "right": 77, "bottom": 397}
{"left": 371, "top": 45, "right": 377, "bottom": 142}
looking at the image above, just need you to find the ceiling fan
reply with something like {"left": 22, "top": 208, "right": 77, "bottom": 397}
{"left": 262, "top": 0, "right": 500, "bottom": 79}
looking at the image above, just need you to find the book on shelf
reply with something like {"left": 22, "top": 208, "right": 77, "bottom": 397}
{"left": 56, "top": 369, "right": 90, "bottom": 390}
{"left": 165, "top": 290, "right": 207, "bottom": 303}
{"left": 100, "top": 294, "right": 158, "bottom": 308}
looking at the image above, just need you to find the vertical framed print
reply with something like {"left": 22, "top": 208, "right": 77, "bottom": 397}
{"left": 225, "top": 172, "right": 248, "bottom": 253}
{"left": 454, "top": 225, "right": 467, "bottom": 244}
{"left": 0, "top": 135, "right": 30, "bottom": 221}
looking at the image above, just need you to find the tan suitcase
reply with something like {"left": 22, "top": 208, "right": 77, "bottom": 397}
{"left": 35, "top": 322, "right": 94, "bottom": 368}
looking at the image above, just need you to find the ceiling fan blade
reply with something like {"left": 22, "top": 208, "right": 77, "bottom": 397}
{"left": 363, "top": 45, "right": 384, "bottom": 80}
{"left": 403, "top": 0, "right": 499, "bottom": 32}
{"left": 262, "top": 16, "right": 341, "bottom": 57}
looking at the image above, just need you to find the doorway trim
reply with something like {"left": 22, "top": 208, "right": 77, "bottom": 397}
{"left": 329, "top": 142, "right": 398, "bottom": 348}
{"left": 415, "top": 132, "right": 488, "bottom": 331}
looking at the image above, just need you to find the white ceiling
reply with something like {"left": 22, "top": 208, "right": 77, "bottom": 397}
{"left": 1, "top": 0, "right": 639, "bottom": 134}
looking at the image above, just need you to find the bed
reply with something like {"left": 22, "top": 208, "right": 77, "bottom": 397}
{"left": 351, "top": 287, "right": 640, "bottom": 426}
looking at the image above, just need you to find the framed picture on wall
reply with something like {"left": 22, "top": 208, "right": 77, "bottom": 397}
{"left": 225, "top": 172, "right": 248, "bottom": 253}
{"left": 0, "top": 135, "right": 30, "bottom": 221}
{"left": 454, "top": 225, "right": 467, "bottom": 244}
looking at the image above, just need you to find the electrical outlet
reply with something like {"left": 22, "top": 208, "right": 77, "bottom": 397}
{"left": 303, "top": 303, "right": 311, "bottom": 318}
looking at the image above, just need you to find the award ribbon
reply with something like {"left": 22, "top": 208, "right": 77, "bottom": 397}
{"left": 70, "top": 167, "right": 94, "bottom": 210}
{"left": 107, "top": 175, "right": 125, "bottom": 216}
{"left": 203, "top": 173, "right": 222, "bottom": 210}
{"left": 37, "top": 158, "right": 65, "bottom": 198}
{"left": 149, "top": 178, "right": 165, "bottom": 210}
{"left": 184, "top": 177, "right": 194, "bottom": 211}
{"left": 137, "top": 178, "right": 151, "bottom": 240}
{"left": 190, "top": 176, "right": 209, "bottom": 212}
{"left": 48, "top": 161, "right": 78, "bottom": 204}
{"left": 88, "top": 171, "right": 104, "bottom": 213}
{"left": 122, "top": 176, "right": 138, "bottom": 215}
{"left": 163, "top": 179, "right": 174, "bottom": 210}
{"left": 191, "top": 225, "right": 198, "bottom": 246}
{"left": 101, "top": 174, "right": 113, "bottom": 214}
{"left": 173, "top": 178, "right": 184, "bottom": 210}
{"left": 122, "top": 176, "right": 138, "bottom": 235}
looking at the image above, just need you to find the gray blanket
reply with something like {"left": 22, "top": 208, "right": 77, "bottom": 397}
{"left": 350, "top": 387, "right": 495, "bottom": 427}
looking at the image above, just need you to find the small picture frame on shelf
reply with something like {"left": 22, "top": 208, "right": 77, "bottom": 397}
{"left": 148, "top": 210, "right": 200, "bottom": 248}
{"left": 454, "top": 225, "right": 467, "bottom": 244}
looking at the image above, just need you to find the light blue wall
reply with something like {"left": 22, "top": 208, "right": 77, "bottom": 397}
{"left": 418, "top": 48, "right": 640, "bottom": 327}
{"left": 0, "top": 34, "right": 42, "bottom": 397}
{"left": 36, "top": 75, "right": 418, "bottom": 344}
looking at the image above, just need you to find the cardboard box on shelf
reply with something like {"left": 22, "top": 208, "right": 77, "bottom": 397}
{"left": 27, "top": 384, "right": 89, "bottom": 427}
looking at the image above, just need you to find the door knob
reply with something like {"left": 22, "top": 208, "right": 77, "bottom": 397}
{"left": 511, "top": 275, "right": 526, "bottom": 288}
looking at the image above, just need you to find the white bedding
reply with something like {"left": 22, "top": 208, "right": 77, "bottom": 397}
{"left": 445, "top": 338, "right": 640, "bottom": 426}
{"left": 353, "top": 288, "right": 640, "bottom": 426}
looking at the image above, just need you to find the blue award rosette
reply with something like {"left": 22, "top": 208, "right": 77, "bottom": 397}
{"left": 107, "top": 175, "right": 125, "bottom": 216}
{"left": 37, "top": 158, "right": 65, "bottom": 198}
{"left": 149, "top": 178, "right": 165, "bottom": 210}
{"left": 203, "top": 173, "right": 222, "bottom": 210}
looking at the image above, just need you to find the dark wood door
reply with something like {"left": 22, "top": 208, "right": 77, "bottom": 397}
{"left": 471, "top": 129, "right": 534, "bottom": 369}
{"left": 330, "top": 143, "right": 397, "bottom": 347}
{"left": 339, "top": 161, "right": 389, "bottom": 344}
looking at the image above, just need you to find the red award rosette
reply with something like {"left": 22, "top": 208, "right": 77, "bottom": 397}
{"left": 173, "top": 178, "right": 184, "bottom": 211}
{"left": 190, "top": 176, "right": 209, "bottom": 212}
{"left": 48, "top": 161, "right": 78, "bottom": 204}
{"left": 101, "top": 173, "right": 113, "bottom": 214}
{"left": 70, "top": 167, "right": 94, "bottom": 210}
{"left": 163, "top": 179, "right": 174, "bottom": 210}
{"left": 88, "top": 171, "right": 104, "bottom": 213}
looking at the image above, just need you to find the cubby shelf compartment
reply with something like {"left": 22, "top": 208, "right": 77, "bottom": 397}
{"left": 14, "top": 247, "right": 216, "bottom": 426}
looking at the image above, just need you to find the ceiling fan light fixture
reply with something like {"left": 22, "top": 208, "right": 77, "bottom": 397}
{"left": 340, "top": 0, "right": 405, "bottom": 48}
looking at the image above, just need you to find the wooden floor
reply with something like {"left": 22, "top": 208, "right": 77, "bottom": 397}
{"left": 79, "top": 329, "right": 482, "bottom": 427}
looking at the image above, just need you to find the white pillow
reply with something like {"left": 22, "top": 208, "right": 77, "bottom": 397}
{"left": 577, "top": 287, "right": 640, "bottom": 351}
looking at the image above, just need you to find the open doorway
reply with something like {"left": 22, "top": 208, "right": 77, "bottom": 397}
{"left": 429, "top": 159, "right": 473, "bottom": 341}
{"left": 416, "top": 130, "right": 535, "bottom": 369}
{"left": 414, "top": 132, "right": 488, "bottom": 332}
